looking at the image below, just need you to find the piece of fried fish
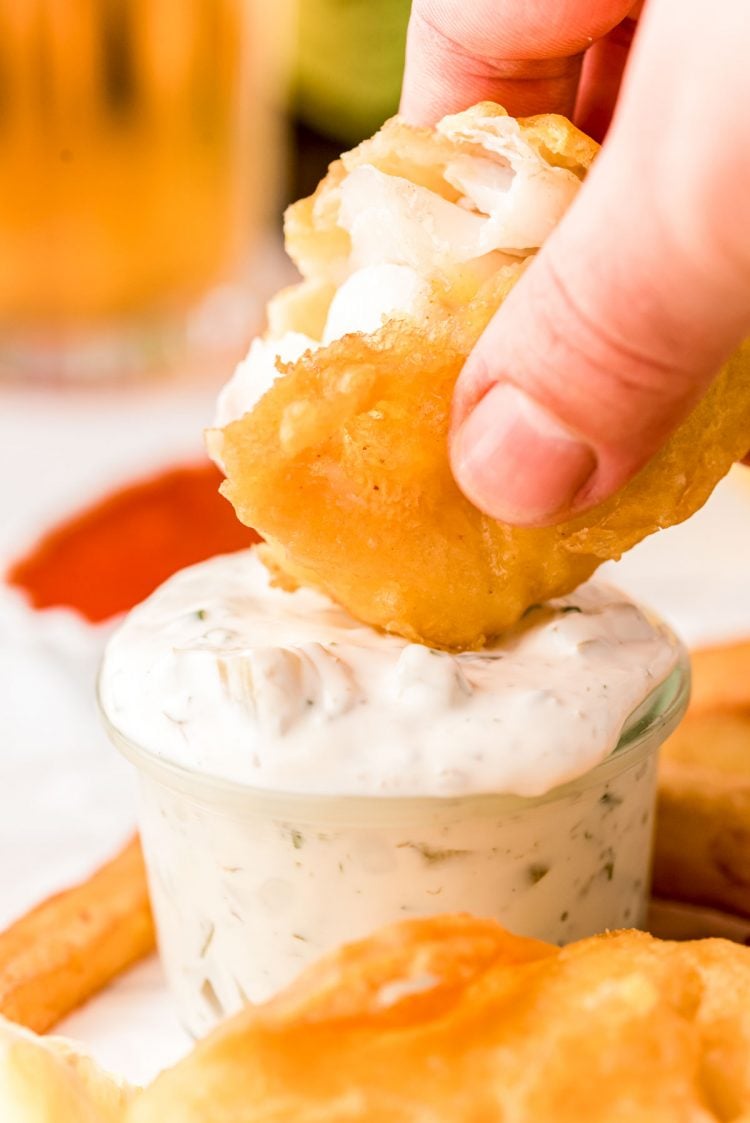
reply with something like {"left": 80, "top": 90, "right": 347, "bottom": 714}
{"left": 211, "top": 103, "right": 750, "bottom": 650}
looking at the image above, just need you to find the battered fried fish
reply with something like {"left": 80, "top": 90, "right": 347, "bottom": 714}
{"left": 210, "top": 104, "right": 750, "bottom": 650}
{"left": 128, "top": 914, "right": 750, "bottom": 1123}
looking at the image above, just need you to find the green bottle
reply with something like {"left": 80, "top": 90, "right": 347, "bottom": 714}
{"left": 294, "top": 0, "right": 410, "bottom": 144}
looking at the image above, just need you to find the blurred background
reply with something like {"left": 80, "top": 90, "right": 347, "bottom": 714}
{"left": 0, "top": 0, "right": 410, "bottom": 383}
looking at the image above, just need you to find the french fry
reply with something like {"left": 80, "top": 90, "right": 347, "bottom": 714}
{"left": 0, "top": 836, "right": 155, "bottom": 1033}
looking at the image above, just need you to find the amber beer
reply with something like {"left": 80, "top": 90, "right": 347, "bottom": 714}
{"left": 0, "top": 1, "right": 273, "bottom": 377}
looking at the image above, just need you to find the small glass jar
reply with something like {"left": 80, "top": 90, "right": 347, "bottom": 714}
{"left": 101, "top": 659, "right": 688, "bottom": 1038}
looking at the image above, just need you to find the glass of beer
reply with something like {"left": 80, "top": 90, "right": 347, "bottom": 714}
{"left": 0, "top": 1, "right": 287, "bottom": 381}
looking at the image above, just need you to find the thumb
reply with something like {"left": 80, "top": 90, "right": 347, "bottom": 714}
{"left": 450, "top": 137, "right": 750, "bottom": 528}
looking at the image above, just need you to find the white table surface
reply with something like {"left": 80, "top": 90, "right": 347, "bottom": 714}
{"left": 2, "top": 374, "right": 750, "bottom": 1085}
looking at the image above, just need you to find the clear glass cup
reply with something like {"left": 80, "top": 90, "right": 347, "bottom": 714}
{"left": 0, "top": 1, "right": 289, "bottom": 381}
{"left": 100, "top": 657, "right": 689, "bottom": 1038}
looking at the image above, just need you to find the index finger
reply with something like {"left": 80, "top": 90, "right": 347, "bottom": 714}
{"left": 399, "top": 0, "right": 636, "bottom": 125}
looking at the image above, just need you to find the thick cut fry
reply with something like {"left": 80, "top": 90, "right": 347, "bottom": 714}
{"left": 128, "top": 914, "right": 750, "bottom": 1123}
{"left": 654, "top": 640, "right": 750, "bottom": 918}
{"left": 0, "top": 836, "right": 155, "bottom": 1033}
{"left": 214, "top": 104, "right": 750, "bottom": 649}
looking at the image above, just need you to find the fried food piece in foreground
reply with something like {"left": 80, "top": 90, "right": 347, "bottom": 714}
{"left": 129, "top": 914, "right": 750, "bottom": 1123}
{"left": 218, "top": 300, "right": 750, "bottom": 650}
{"left": 0, "top": 1014, "right": 135, "bottom": 1123}
{"left": 0, "top": 836, "right": 155, "bottom": 1033}
{"left": 213, "top": 104, "right": 750, "bottom": 649}
{"left": 654, "top": 639, "right": 750, "bottom": 919}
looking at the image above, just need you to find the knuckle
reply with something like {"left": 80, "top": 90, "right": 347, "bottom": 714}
{"left": 517, "top": 246, "right": 702, "bottom": 441}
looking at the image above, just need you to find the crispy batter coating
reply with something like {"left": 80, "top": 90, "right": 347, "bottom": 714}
{"left": 128, "top": 914, "right": 750, "bottom": 1123}
{"left": 216, "top": 299, "right": 750, "bottom": 649}
{"left": 213, "top": 105, "right": 750, "bottom": 649}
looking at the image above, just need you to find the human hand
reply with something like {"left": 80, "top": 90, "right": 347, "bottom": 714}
{"left": 401, "top": 0, "right": 750, "bottom": 526}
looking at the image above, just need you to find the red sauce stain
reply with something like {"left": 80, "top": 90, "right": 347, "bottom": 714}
{"left": 6, "top": 461, "right": 258, "bottom": 622}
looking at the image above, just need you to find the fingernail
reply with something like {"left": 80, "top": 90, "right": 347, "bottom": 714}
{"left": 452, "top": 383, "right": 596, "bottom": 525}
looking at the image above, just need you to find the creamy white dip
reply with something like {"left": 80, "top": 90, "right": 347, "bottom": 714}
{"left": 99, "top": 519, "right": 685, "bottom": 1038}
{"left": 99, "top": 550, "right": 685, "bottom": 1034}
{"left": 100, "top": 549, "right": 679, "bottom": 800}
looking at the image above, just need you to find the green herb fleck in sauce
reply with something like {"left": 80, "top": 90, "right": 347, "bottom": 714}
{"left": 397, "top": 841, "right": 469, "bottom": 865}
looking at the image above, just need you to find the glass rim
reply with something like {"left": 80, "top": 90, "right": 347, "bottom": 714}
{"left": 97, "top": 644, "right": 690, "bottom": 826}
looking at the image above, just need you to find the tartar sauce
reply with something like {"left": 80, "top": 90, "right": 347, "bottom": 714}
{"left": 100, "top": 549, "right": 679, "bottom": 800}
{"left": 100, "top": 550, "right": 686, "bottom": 1035}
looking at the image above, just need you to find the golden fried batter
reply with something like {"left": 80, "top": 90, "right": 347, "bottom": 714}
{"left": 128, "top": 914, "right": 750, "bottom": 1123}
{"left": 212, "top": 104, "right": 750, "bottom": 649}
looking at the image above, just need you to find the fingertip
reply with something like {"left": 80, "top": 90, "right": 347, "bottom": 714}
{"left": 398, "top": 7, "right": 456, "bottom": 127}
{"left": 397, "top": 85, "right": 441, "bottom": 128}
{"left": 450, "top": 382, "right": 597, "bottom": 527}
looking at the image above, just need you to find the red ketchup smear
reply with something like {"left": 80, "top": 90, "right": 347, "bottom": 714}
{"left": 6, "top": 462, "right": 258, "bottom": 622}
